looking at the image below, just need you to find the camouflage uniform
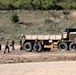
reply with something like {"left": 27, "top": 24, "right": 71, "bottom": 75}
{"left": 11, "top": 39, "right": 15, "bottom": 50}
{"left": 4, "top": 39, "right": 10, "bottom": 53}
{"left": 20, "top": 34, "right": 25, "bottom": 50}
{"left": 20, "top": 38, "right": 23, "bottom": 50}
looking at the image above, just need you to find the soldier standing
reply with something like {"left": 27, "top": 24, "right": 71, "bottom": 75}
{"left": 4, "top": 38, "right": 10, "bottom": 53}
{"left": 20, "top": 38, "right": 23, "bottom": 50}
{"left": 11, "top": 38, "right": 15, "bottom": 50}
{"left": 21, "top": 34, "right": 25, "bottom": 50}
{"left": 0, "top": 37, "right": 4, "bottom": 50}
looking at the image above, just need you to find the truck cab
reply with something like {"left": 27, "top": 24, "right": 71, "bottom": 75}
{"left": 58, "top": 28, "right": 76, "bottom": 50}
{"left": 62, "top": 28, "right": 76, "bottom": 41}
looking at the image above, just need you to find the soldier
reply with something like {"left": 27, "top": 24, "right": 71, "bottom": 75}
{"left": 20, "top": 38, "right": 23, "bottom": 50}
{"left": 11, "top": 38, "right": 15, "bottom": 50}
{"left": 0, "top": 37, "right": 4, "bottom": 50}
{"left": 4, "top": 38, "right": 10, "bottom": 53}
{"left": 33, "top": 37, "right": 38, "bottom": 51}
{"left": 21, "top": 34, "right": 25, "bottom": 50}
{"left": 22, "top": 34, "right": 25, "bottom": 43}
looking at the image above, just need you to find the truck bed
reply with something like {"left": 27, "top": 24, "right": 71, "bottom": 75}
{"left": 25, "top": 34, "right": 61, "bottom": 40}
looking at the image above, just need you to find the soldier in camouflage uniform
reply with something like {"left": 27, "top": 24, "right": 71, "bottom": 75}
{"left": 4, "top": 38, "right": 10, "bottom": 53}
{"left": 11, "top": 38, "right": 15, "bottom": 50}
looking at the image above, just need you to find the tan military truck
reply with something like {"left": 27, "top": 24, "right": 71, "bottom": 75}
{"left": 22, "top": 28, "right": 76, "bottom": 52}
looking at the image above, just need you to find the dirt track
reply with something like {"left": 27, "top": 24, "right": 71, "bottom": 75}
{"left": 0, "top": 45, "right": 76, "bottom": 63}
{"left": 0, "top": 61, "right": 76, "bottom": 75}
{"left": 0, "top": 45, "right": 76, "bottom": 75}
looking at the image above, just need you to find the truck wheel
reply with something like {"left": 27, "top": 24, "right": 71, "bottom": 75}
{"left": 69, "top": 43, "right": 75, "bottom": 51}
{"left": 33, "top": 42, "right": 42, "bottom": 52}
{"left": 33, "top": 43, "right": 38, "bottom": 52}
{"left": 24, "top": 42, "right": 32, "bottom": 52}
{"left": 37, "top": 42, "right": 42, "bottom": 52}
{"left": 58, "top": 42, "right": 68, "bottom": 51}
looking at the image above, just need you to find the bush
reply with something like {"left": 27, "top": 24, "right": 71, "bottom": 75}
{"left": 1, "top": 0, "right": 76, "bottom": 10}
{"left": 10, "top": 12, "right": 19, "bottom": 23}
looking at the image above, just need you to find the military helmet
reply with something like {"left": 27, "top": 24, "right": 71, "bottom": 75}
{"left": 7, "top": 38, "right": 9, "bottom": 40}
{"left": 12, "top": 38, "right": 14, "bottom": 40}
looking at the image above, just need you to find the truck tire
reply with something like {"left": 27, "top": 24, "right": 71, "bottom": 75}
{"left": 69, "top": 43, "right": 75, "bottom": 51}
{"left": 58, "top": 42, "right": 68, "bottom": 51}
{"left": 37, "top": 42, "right": 42, "bottom": 52}
{"left": 33, "top": 43, "right": 38, "bottom": 52}
{"left": 33, "top": 42, "right": 42, "bottom": 52}
{"left": 24, "top": 42, "right": 32, "bottom": 52}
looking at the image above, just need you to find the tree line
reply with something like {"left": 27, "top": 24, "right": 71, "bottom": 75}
{"left": 0, "top": 0, "right": 76, "bottom": 10}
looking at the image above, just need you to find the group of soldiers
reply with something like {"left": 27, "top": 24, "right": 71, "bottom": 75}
{"left": 4, "top": 38, "right": 15, "bottom": 53}
{"left": 0, "top": 34, "right": 25, "bottom": 54}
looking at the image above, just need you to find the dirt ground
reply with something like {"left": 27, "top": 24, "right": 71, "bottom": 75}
{"left": 0, "top": 61, "right": 76, "bottom": 75}
{"left": 0, "top": 44, "right": 76, "bottom": 75}
{"left": 0, "top": 44, "right": 76, "bottom": 64}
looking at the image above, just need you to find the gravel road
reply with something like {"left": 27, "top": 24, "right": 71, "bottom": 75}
{"left": 0, "top": 61, "right": 76, "bottom": 75}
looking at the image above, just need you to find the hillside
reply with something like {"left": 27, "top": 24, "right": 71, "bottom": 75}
{"left": 0, "top": 10, "right": 76, "bottom": 40}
